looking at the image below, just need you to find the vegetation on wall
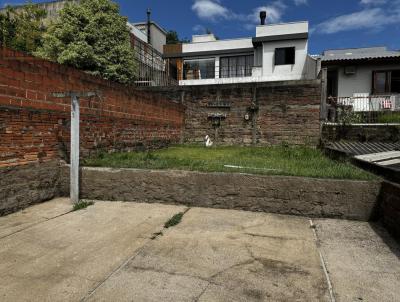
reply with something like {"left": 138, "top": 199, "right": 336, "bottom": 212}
{"left": 35, "top": 0, "right": 136, "bottom": 84}
{"left": 0, "top": 3, "right": 46, "bottom": 53}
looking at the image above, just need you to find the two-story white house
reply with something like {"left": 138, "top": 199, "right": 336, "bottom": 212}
{"left": 163, "top": 13, "right": 318, "bottom": 86}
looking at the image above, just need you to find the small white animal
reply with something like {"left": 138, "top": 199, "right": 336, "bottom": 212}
{"left": 205, "top": 135, "right": 213, "bottom": 147}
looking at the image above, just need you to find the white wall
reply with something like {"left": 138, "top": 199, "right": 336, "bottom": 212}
{"left": 337, "top": 64, "right": 400, "bottom": 97}
{"left": 182, "top": 38, "right": 253, "bottom": 54}
{"left": 128, "top": 24, "right": 147, "bottom": 43}
{"left": 150, "top": 25, "right": 166, "bottom": 54}
{"left": 256, "top": 21, "right": 308, "bottom": 37}
{"left": 192, "top": 34, "right": 217, "bottom": 43}
{"left": 133, "top": 24, "right": 166, "bottom": 54}
{"left": 261, "top": 39, "right": 309, "bottom": 81}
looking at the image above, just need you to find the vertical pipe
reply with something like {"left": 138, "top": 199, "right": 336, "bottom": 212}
{"left": 320, "top": 68, "right": 328, "bottom": 121}
{"left": 147, "top": 8, "right": 151, "bottom": 45}
{"left": 70, "top": 94, "right": 80, "bottom": 204}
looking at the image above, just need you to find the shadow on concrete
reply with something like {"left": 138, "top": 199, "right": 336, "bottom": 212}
{"left": 369, "top": 221, "right": 400, "bottom": 261}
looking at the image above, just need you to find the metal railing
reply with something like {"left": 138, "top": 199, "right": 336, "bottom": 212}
{"left": 131, "top": 35, "right": 178, "bottom": 87}
{"left": 134, "top": 59, "right": 178, "bottom": 87}
{"left": 326, "top": 95, "right": 400, "bottom": 124}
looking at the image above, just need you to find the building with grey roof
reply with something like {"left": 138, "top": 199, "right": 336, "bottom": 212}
{"left": 318, "top": 47, "right": 400, "bottom": 100}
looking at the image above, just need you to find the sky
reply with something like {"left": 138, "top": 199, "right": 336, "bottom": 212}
{"left": 1, "top": 0, "right": 400, "bottom": 54}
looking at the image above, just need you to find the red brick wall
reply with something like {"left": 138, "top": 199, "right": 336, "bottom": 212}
{"left": 0, "top": 47, "right": 184, "bottom": 167}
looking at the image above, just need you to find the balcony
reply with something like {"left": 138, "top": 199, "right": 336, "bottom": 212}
{"left": 326, "top": 94, "right": 400, "bottom": 124}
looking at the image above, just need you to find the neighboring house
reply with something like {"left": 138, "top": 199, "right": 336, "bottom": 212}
{"left": 131, "top": 21, "right": 167, "bottom": 54}
{"left": 318, "top": 47, "right": 400, "bottom": 113}
{"left": 127, "top": 17, "right": 174, "bottom": 86}
{"left": 1, "top": 0, "right": 173, "bottom": 86}
{"left": 164, "top": 16, "right": 318, "bottom": 86}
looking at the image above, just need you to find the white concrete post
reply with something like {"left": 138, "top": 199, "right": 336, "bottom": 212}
{"left": 70, "top": 94, "right": 80, "bottom": 204}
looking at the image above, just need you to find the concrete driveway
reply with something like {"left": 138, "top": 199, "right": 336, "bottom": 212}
{"left": 0, "top": 199, "right": 399, "bottom": 302}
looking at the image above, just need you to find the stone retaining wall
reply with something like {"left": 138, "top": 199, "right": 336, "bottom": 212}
{"left": 322, "top": 124, "right": 400, "bottom": 143}
{"left": 60, "top": 166, "right": 381, "bottom": 221}
{"left": 0, "top": 161, "right": 60, "bottom": 216}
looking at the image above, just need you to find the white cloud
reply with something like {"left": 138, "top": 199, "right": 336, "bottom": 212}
{"left": 192, "top": 24, "right": 206, "bottom": 33}
{"left": 251, "top": 1, "right": 287, "bottom": 24}
{"left": 294, "top": 0, "right": 308, "bottom": 5}
{"left": 191, "top": 0, "right": 286, "bottom": 28}
{"left": 360, "top": 0, "right": 387, "bottom": 5}
{"left": 313, "top": 8, "right": 400, "bottom": 34}
{"left": 192, "top": 0, "right": 230, "bottom": 22}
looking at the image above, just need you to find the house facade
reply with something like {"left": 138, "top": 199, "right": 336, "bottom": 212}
{"left": 164, "top": 19, "right": 318, "bottom": 86}
{"left": 319, "top": 47, "right": 400, "bottom": 114}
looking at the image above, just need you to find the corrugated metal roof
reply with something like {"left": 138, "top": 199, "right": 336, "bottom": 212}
{"left": 318, "top": 47, "right": 400, "bottom": 62}
{"left": 325, "top": 141, "right": 400, "bottom": 180}
{"left": 325, "top": 141, "right": 400, "bottom": 156}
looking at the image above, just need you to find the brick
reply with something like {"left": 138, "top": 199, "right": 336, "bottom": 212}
{"left": 0, "top": 47, "right": 184, "bottom": 167}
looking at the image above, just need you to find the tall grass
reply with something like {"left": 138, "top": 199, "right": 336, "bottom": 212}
{"left": 84, "top": 145, "right": 377, "bottom": 180}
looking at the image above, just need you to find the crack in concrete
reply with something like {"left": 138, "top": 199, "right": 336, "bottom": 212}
{"left": 0, "top": 210, "right": 74, "bottom": 240}
{"left": 193, "top": 282, "right": 211, "bottom": 302}
{"left": 244, "top": 232, "right": 303, "bottom": 241}
{"left": 127, "top": 265, "right": 212, "bottom": 284}
{"left": 309, "top": 219, "right": 336, "bottom": 302}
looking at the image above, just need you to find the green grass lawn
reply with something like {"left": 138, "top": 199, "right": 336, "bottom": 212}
{"left": 84, "top": 145, "right": 377, "bottom": 180}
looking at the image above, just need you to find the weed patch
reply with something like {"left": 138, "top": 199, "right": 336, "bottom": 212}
{"left": 73, "top": 200, "right": 94, "bottom": 211}
{"left": 164, "top": 212, "right": 185, "bottom": 229}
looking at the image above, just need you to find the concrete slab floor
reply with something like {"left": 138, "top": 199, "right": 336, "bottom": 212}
{"left": 0, "top": 199, "right": 399, "bottom": 302}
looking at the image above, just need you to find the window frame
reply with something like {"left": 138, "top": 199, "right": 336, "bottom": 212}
{"left": 372, "top": 70, "right": 400, "bottom": 95}
{"left": 219, "top": 54, "right": 254, "bottom": 79}
{"left": 183, "top": 58, "right": 216, "bottom": 80}
{"left": 274, "top": 47, "right": 296, "bottom": 66}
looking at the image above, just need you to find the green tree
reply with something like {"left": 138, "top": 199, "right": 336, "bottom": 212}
{"left": 36, "top": 0, "right": 136, "bottom": 84}
{"left": 0, "top": 3, "right": 46, "bottom": 53}
{"left": 166, "top": 30, "right": 189, "bottom": 44}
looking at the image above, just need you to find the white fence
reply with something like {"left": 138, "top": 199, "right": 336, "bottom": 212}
{"left": 335, "top": 94, "right": 400, "bottom": 112}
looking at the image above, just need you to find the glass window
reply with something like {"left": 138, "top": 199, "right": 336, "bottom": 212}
{"left": 219, "top": 55, "right": 253, "bottom": 78}
{"left": 275, "top": 47, "right": 295, "bottom": 65}
{"left": 183, "top": 59, "right": 215, "bottom": 80}
{"left": 391, "top": 70, "right": 400, "bottom": 93}
{"left": 374, "top": 71, "right": 388, "bottom": 94}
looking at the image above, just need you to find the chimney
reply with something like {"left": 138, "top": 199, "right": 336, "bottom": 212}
{"left": 260, "top": 11, "right": 267, "bottom": 25}
{"left": 147, "top": 8, "right": 151, "bottom": 45}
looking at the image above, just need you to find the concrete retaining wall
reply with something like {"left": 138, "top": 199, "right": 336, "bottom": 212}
{"left": 60, "top": 166, "right": 381, "bottom": 221}
{"left": 0, "top": 161, "right": 60, "bottom": 216}
{"left": 380, "top": 181, "right": 400, "bottom": 241}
